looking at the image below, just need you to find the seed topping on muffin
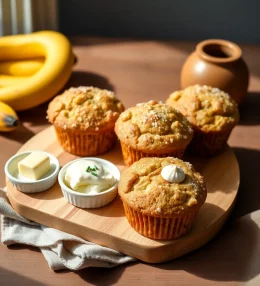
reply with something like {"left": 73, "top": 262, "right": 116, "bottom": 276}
{"left": 166, "top": 85, "right": 239, "bottom": 132}
{"left": 47, "top": 86, "right": 124, "bottom": 132}
{"left": 115, "top": 100, "right": 193, "bottom": 152}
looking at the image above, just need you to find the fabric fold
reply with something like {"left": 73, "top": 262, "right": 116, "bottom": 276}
{"left": 0, "top": 188, "right": 136, "bottom": 271}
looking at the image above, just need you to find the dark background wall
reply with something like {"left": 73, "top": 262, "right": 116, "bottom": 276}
{"left": 58, "top": 0, "right": 259, "bottom": 44}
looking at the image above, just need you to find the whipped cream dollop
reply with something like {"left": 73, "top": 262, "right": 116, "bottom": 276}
{"left": 161, "top": 164, "right": 185, "bottom": 183}
{"left": 64, "top": 160, "right": 116, "bottom": 194}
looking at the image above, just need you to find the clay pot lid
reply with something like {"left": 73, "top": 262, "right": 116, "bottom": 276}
{"left": 196, "top": 39, "right": 242, "bottom": 63}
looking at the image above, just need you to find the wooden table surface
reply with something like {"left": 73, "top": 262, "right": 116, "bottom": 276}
{"left": 1, "top": 37, "right": 260, "bottom": 286}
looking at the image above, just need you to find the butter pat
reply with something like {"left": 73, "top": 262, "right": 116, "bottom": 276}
{"left": 18, "top": 152, "right": 51, "bottom": 180}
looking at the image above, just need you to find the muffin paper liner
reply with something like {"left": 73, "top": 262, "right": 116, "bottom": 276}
{"left": 120, "top": 142, "right": 185, "bottom": 166}
{"left": 188, "top": 128, "right": 233, "bottom": 156}
{"left": 122, "top": 202, "right": 198, "bottom": 240}
{"left": 54, "top": 127, "right": 116, "bottom": 156}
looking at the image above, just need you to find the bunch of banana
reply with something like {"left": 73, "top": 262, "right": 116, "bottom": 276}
{"left": 0, "top": 30, "right": 75, "bottom": 132}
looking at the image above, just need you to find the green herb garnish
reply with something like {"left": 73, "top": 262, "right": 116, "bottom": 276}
{"left": 86, "top": 165, "right": 99, "bottom": 176}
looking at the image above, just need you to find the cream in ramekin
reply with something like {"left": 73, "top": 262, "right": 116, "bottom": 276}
{"left": 58, "top": 157, "right": 120, "bottom": 208}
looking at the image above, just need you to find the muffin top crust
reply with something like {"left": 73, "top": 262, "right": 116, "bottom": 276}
{"left": 115, "top": 100, "right": 193, "bottom": 153}
{"left": 166, "top": 85, "right": 239, "bottom": 132}
{"left": 47, "top": 86, "right": 125, "bottom": 131}
{"left": 118, "top": 157, "right": 207, "bottom": 217}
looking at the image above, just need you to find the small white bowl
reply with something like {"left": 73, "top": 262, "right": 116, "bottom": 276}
{"left": 4, "top": 151, "right": 60, "bottom": 193}
{"left": 58, "top": 157, "right": 120, "bottom": 209}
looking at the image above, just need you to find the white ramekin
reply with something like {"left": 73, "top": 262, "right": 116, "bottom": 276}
{"left": 4, "top": 151, "right": 60, "bottom": 193}
{"left": 58, "top": 157, "right": 120, "bottom": 209}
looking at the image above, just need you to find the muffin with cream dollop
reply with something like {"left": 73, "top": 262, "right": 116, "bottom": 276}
{"left": 118, "top": 157, "right": 207, "bottom": 240}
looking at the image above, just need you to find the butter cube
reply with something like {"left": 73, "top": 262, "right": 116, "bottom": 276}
{"left": 18, "top": 152, "right": 51, "bottom": 180}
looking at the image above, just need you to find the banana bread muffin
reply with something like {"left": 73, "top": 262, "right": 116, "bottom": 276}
{"left": 118, "top": 157, "right": 207, "bottom": 240}
{"left": 47, "top": 86, "right": 125, "bottom": 156}
{"left": 115, "top": 100, "right": 193, "bottom": 166}
{"left": 166, "top": 85, "right": 239, "bottom": 156}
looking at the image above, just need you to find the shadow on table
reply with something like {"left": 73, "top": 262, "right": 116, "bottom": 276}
{"left": 72, "top": 261, "right": 138, "bottom": 286}
{"left": 63, "top": 70, "right": 115, "bottom": 92}
{"left": 0, "top": 267, "right": 46, "bottom": 286}
{"left": 0, "top": 123, "right": 36, "bottom": 145}
{"left": 152, "top": 211, "right": 260, "bottom": 283}
{"left": 2, "top": 245, "right": 45, "bottom": 285}
{"left": 239, "top": 92, "right": 260, "bottom": 125}
{"left": 232, "top": 147, "right": 260, "bottom": 218}
{"left": 7, "top": 243, "right": 41, "bottom": 253}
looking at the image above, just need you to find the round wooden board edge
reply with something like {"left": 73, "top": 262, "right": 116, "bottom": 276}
{"left": 5, "top": 126, "right": 241, "bottom": 263}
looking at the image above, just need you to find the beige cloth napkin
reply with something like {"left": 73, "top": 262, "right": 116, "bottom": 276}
{"left": 0, "top": 188, "right": 136, "bottom": 271}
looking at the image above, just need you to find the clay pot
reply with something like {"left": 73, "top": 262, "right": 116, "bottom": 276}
{"left": 181, "top": 39, "right": 249, "bottom": 104}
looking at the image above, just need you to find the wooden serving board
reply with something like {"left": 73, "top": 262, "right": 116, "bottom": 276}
{"left": 6, "top": 126, "right": 240, "bottom": 263}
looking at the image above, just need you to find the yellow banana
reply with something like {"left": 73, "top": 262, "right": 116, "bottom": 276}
{"left": 0, "top": 58, "right": 44, "bottom": 76}
{"left": 0, "top": 75, "right": 29, "bottom": 87}
{"left": 0, "top": 31, "right": 74, "bottom": 111}
{"left": 0, "top": 55, "right": 77, "bottom": 77}
{"left": 0, "top": 101, "right": 19, "bottom": 132}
